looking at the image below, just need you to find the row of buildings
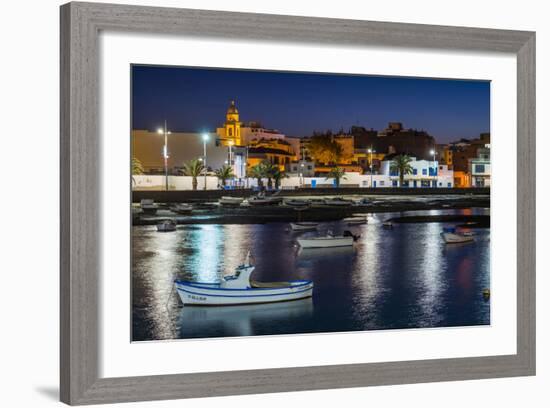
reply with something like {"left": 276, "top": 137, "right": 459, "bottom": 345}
{"left": 132, "top": 101, "right": 491, "bottom": 189}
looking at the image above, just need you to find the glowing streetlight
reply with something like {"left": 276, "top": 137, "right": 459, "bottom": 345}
{"left": 202, "top": 133, "right": 209, "bottom": 190}
{"left": 157, "top": 121, "right": 171, "bottom": 191}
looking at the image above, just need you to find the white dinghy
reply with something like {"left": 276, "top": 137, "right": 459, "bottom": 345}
{"left": 174, "top": 252, "right": 313, "bottom": 306}
{"left": 297, "top": 230, "right": 359, "bottom": 248}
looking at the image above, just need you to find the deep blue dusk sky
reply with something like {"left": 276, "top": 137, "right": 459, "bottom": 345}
{"left": 132, "top": 65, "right": 490, "bottom": 143}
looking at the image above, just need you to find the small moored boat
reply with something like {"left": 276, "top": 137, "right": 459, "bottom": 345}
{"left": 218, "top": 196, "right": 244, "bottom": 206}
{"left": 284, "top": 199, "right": 310, "bottom": 208}
{"left": 441, "top": 227, "right": 475, "bottom": 244}
{"left": 382, "top": 221, "right": 394, "bottom": 229}
{"left": 140, "top": 198, "right": 159, "bottom": 215}
{"left": 290, "top": 222, "right": 319, "bottom": 231}
{"left": 171, "top": 203, "right": 193, "bottom": 214}
{"left": 174, "top": 252, "right": 313, "bottom": 306}
{"left": 297, "top": 230, "right": 359, "bottom": 248}
{"left": 248, "top": 193, "right": 282, "bottom": 206}
{"left": 343, "top": 216, "right": 368, "bottom": 225}
{"left": 157, "top": 219, "right": 177, "bottom": 232}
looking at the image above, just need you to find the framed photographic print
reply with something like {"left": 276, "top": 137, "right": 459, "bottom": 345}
{"left": 60, "top": 2, "right": 535, "bottom": 405}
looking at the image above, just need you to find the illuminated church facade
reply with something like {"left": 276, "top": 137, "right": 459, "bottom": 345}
{"left": 216, "top": 101, "right": 300, "bottom": 176}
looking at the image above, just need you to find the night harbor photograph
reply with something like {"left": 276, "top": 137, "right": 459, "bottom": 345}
{"left": 131, "top": 65, "right": 491, "bottom": 342}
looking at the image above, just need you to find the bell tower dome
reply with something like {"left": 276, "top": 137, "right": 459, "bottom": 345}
{"left": 222, "top": 100, "right": 242, "bottom": 146}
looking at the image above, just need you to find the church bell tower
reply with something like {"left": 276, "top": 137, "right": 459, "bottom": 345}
{"left": 222, "top": 100, "right": 242, "bottom": 146}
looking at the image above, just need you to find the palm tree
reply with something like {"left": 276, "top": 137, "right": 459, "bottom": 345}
{"left": 390, "top": 154, "right": 413, "bottom": 187}
{"left": 325, "top": 167, "right": 347, "bottom": 188}
{"left": 182, "top": 158, "right": 205, "bottom": 191}
{"left": 131, "top": 157, "right": 144, "bottom": 186}
{"left": 215, "top": 165, "right": 234, "bottom": 187}
{"left": 261, "top": 161, "right": 277, "bottom": 189}
{"left": 248, "top": 164, "right": 265, "bottom": 188}
{"left": 271, "top": 167, "right": 288, "bottom": 190}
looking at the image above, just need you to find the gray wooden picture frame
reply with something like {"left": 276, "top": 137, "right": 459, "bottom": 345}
{"left": 60, "top": 2, "right": 536, "bottom": 405}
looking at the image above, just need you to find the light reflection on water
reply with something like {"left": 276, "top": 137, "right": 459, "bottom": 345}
{"left": 132, "top": 208, "right": 490, "bottom": 341}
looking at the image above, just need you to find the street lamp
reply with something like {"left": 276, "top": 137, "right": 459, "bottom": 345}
{"left": 157, "top": 120, "right": 171, "bottom": 191}
{"left": 202, "top": 133, "right": 209, "bottom": 190}
{"left": 430, "top": 149, "right": 437, "bottom": 188}
{"left": 368, "top": 147, "right": 375, "bottom": 188}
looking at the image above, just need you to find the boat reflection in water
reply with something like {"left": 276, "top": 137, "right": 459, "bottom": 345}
{"left": 177, "top": 297, "right": 314, "bottom": 338}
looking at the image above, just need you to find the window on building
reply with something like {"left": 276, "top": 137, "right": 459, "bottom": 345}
{"left": 422, "top": 169, "right": 427, "bottom": 176}
{"left": 448, "top": 182, "right": 452, "bottom": 187}
{"left": 413, "top": 168, "right": 418, "bottom": 175}
{"left": 380, "top": 181, "right": 385, "bottom": 186}
{"left": 307, "top": 165, "right": 312, "bottom": 170}
{"left": 475, "top": 164, "right": 485, "bottom": 173}
{"left": 392, "top": 180, "right": 398, "bottom": 187}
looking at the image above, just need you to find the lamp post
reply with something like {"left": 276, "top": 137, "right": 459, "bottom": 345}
{"left": 202, "top": 133, "right": 209, "bottom": 190}
{"left": 430, "top": 149, "right": 437, "bottom": 188}
{"left": 300, "top": 146, "right": 307, "bottom": 188}
{"left": 228, "top": 140, "right": 234, "bottom": 188}
{"left": 157, "top": 121, "right": 171, "bottom": 191}
{"left": 368, "top": 147, "right": 375, "bottom": 188}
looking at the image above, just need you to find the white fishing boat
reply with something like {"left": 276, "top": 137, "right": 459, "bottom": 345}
{"left": 171, "top": 203, "right": 193, "bottom": 214}
{"left": 297, "top": 230, "right": 359, "bottom": 248}
{"left": 174, "top": 252, "right": 313, "bottom": 306}
{"left": 140, "top": 198, "right": 158, "bottom": 215}
{"left": 290, "top": 222, "right": 319, "bottom": 231}
{"left": 342, "top": 216, "right": 368, "bottom": 225}
{"left": 218, "top": 196, "right": 244, "bottom": 206}
{"left": 382, "top": 221, "right": 394, "bottom": 229}
{"left": 157, "top": 219, "right": 177, "bottom": 232}
{"left": 441, "top": 227, "right": 475, "bottom": 244}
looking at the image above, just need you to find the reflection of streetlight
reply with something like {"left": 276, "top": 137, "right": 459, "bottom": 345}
{"left": 430, "top": 149, "right": 437, "bottom": 188}
{"left": 367, "top": 147, "right": 375, "bottom": 188}
{"left": 202, "top": 133, "right": 209, "bottom": 190}
{"left": 157, "top": 121, "right": 171, "bottom": 191}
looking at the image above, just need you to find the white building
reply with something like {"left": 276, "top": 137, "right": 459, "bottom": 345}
{"left": 379, "top": 157, "right": 454, "bottom": 188}
{"left": 469, "top": 145, "right": 491, "bottom": 187}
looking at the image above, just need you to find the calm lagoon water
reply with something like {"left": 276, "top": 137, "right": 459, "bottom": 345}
{"left": 132, "top": 208, "right": 490, "bottom": 341}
